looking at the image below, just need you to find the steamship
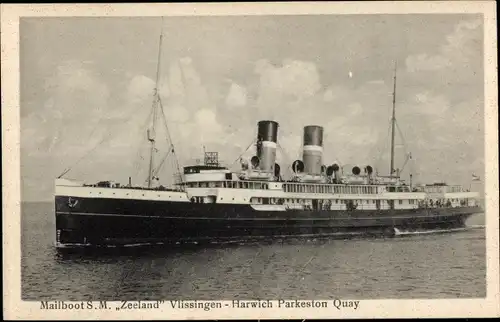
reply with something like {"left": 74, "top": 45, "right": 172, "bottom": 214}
{"left": 54, "top": 32, "right": 482, "bottom": 249}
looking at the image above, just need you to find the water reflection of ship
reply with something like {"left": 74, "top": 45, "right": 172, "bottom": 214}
{"left": 53, "top": 26, "right": 482, "bottom": 249}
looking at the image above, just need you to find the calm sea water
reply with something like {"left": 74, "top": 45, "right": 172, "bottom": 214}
{"left": 21, "top": 202, "right": 486, "bottom": 300}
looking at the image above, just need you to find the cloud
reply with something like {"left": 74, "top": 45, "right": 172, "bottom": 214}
{"left": 323, "top": 89, "right": 334, "bottom": 102}
{"left": 413, "top": 92, "right": 450, "bottom": 116}
{"left": 367, "top": 79, "right": 385, "bottom": 85}
{"left": 125, "top": 75, "right": 155, "bottom": 106}
{"left": 225, "top": 82, "right": 247, "bottom": 108}
{"left": 22, "top": 60, "right": 110, "bottom": 156}
{"left": 405, "top": 18, "right": 482, "bottom": 73}
{"left": 168, "top": 61, "right": 186, "bottom": 98}
{"left": 255, "top": 59, "right": 321, "bottom": 112}
{"left": 406, "top": 54, "right": 451, "bottom": 72}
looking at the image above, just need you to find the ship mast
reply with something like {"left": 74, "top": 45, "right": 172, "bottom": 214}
{"left": 389, "top": 62, "right": 397, "bottom": 177}
{"left": 147, "top": 24, "right": 164, "bottom": 188}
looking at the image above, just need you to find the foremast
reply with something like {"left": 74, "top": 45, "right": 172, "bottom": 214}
{"left": 147, "top": 27, "right": 163, "bottom": 188}
{"left": 146, "top": 19, "right": 183, "bottom": 189}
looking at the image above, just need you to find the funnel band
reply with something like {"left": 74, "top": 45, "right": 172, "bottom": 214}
{"left": 303, "top": 145, "right": 323, "bottom": 152}
{"left": 261, "top": 141, "right": 277, "bottom": 149}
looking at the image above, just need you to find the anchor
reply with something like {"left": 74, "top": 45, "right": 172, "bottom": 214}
{"left": 67, "top": 197, "right": 79, "bottom": 208}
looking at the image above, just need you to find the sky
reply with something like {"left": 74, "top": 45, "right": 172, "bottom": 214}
{"left": 20, "top": 14, "right": 484, "bottom": 201}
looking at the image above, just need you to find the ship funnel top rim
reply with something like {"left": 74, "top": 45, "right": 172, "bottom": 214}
{"left": 258, "top": 120, "right": 279, "bottom": 125}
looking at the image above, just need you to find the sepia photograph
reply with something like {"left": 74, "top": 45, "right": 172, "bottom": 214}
{"left": 2, "top": 1, "right": 499, "bottom": 320}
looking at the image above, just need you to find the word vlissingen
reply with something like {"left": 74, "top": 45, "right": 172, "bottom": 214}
{"left": 170, "top": 300, "right": 223, "bottom": 311}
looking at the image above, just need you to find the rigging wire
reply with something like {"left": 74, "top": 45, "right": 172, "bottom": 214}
{"left": 229, "top": 138, "right": 257, "bottom": 169}
{"left": 57, "top": 88, "right": 157, "bottom": 179}
{"left": 395, "top": 120, "right": 412, "bottom": 174}
{"left": 395, "top": 120, "right": 408, "bottom": 154}
{"left": 152, "top": 147, "right": 172, "bottom": 178}
{"left": 57, "top": 130, "right": 116, "bottom": 179}
{"left": 57, "top": 116, "right": 138, "bottom": 179}
{"left": 158, "top": 97, "right": 183, "bottom": 184}
{"left": 277, "top": 143, "right": 295, "bottom": 176}
{"left": 372, "top": 121, "right": 392, "bottom": 174}
{"left": 131, "top": 103, "right": 156, "bottom": 179}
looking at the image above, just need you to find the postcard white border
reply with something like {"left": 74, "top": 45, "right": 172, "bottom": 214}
{"left": 2, "top": 1, "right": 499, "bottom": 319}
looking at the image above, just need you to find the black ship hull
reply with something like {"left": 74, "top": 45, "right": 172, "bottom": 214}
{"left": 54, "top": 195, "right": 481, "bottom": 248}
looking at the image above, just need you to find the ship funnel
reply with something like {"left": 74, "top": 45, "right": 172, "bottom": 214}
{"left": 256, "top": 120, "right": 279, "bottom": 173}
{"left": 302, "top": 125, "right": 324, "bottom": 175}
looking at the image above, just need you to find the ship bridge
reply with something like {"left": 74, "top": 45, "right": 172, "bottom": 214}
{"left": 183, "top": 151, "right": 236, "bottom": 183}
